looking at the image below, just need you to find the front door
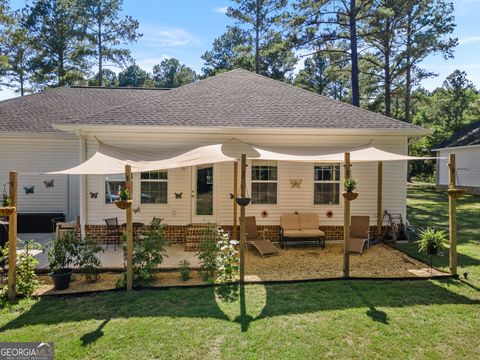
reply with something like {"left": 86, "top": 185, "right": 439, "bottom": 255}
{"left": 191, "top": 164, "right": 216, "bottom": 223}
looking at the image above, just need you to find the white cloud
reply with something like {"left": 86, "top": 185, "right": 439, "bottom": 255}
{"left": 140, "top": 25, "right": 200, "bottom": 48}
{"left": 459, "top": 36, "right": 480, "bottom": 45}
{"left": 213, "top": 6, "right": 228, "bottom": 14}
{"left": 135, "top": 56, "right": 172, "bottom": 72}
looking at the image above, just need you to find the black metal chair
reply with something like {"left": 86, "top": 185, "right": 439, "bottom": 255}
{"left": 104, "top": 217, "right": 122, "bottom": 250}
{"left": 150, "top": 217, "right": 163, "bottom": 229}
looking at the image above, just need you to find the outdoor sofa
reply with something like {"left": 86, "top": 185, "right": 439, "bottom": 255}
{"left": 280, "top": 213, "right": 325, "bottom": 249}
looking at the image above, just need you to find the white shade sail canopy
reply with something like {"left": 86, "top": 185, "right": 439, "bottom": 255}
{"left": 47, "top": 138, "right": 437, "bottom": 175}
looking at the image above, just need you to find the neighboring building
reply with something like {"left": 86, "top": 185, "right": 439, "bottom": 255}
{"left": 434, "top": 120, "right": 480, "bottom": 194}
{"left": 1, "top": 69, "right": 429, "bottom": 239}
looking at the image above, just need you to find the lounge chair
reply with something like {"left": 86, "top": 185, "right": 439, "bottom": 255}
{"left": 349, "top": 216, "right": 373, "bottom": 254}
{"left": 244, "top": 216, "right": 279, "bottom": 257}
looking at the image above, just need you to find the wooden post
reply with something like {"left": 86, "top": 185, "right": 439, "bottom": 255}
{"left": 239, "top": 154, "right": 246, "bottom": 283}
{"left": 125, "top": 165, "right": 134, "bottom": 290}
{"left": 377, "top": 161, "right": 383, "bottom": 239}
{"left": 7, "top": 171, "right": 18, "bottom": 301}
{"left": 448, "top": 154, "right": 457, "bottom": 276}
{"left": 343, "top": 152, "right": 351, "bottom": 278}
{"left": 233, "top": 161, "right": 238, "bottom": 240}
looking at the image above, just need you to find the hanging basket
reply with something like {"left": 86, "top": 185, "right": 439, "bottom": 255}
{"left": 342, "top": 192, "right": 359, "bottom": 201}
{"left": 235, "top": 197, "right": 251, "bottom": 206}
{"left": 0, "top": 206, "right": 15, "bottom": 217}
{"left": 447, "top": 188, "right": 465, "bottom": 199}
{"left": 115, "top": 200, "right": 132, "bottom": 210}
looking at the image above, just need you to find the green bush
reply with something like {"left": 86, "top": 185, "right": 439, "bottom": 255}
{"left": 48, "top": 231, "right": 78, "bottom": 272}
{"left": 418, "top": 228, "right": 447, "bottom": 255}
{"left": 179, "top": 260, "right": 191, "bottom": 281}
{"left": 198, "top": 224, "right": 220, "bottom": 282}
{"left": 216, "top": 231, "right": 239, "bottom": 284}
{"left": 76, "top": 236, "right": 103, "bottom": 283}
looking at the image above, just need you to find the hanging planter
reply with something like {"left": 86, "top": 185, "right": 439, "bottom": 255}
{"left": 235, "top": 197, "right": 251, "bottom": 206}
{"left": 447, "top": 188, "right": 465, "bottom": 199}
{"left": 0, "top": 206, "right": 15, "bottom": 217}
{"left": 342, "top": 192, "right": 359, "bottom": 201}
{"left": 115, "top": 200, "right": 132, "bottom": 210}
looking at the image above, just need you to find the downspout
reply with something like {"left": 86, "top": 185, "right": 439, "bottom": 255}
{"left": 77, "top": 131, "right": 87, "bottom": 239}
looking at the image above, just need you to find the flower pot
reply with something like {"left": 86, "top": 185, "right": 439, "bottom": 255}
{"left": 427, "top": 244, "right": 438, "bottom": 256}
{"left": 50, "top": 268, "right": 73, "bottom": 290}
{"left": 0, "top": 206, "right": 15, "bottom": 217}
{"left": 235, "top": 197, "right": 251, "bottom": 206}
{"left": 115, "top": 200, "right": 132, "bottom": 210}
{"left": 447, "top": 188, "right": 466, "bottom": 199}
{"left": 342, "top": 192, "right": 359, "bottom": 201}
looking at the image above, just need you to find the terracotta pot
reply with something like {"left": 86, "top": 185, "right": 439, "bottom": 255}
{"left": 0, "top": 206, "right": 15, "bottom": 217}
{"left": 115, "top": 200, "right": 132, "bottom": 210}
{"left": 342, "top": 192, "right": 359, "bottom": 201}
{"left": 235, "top": 197, "right": 251, "bottom": 206}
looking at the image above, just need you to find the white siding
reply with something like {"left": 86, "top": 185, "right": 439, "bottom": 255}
{"left": 438, "top": 147, "right": 480, "bottom": 187}
{"left": 0, "top": 135, "right": 79, "bottom": 219}
{"left": 84, "top": 133, "right": 408, "bottom": 226}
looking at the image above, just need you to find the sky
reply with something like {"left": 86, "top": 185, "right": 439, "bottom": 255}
{"left": 1, "top": 0, "right": 480, "bottom": 101}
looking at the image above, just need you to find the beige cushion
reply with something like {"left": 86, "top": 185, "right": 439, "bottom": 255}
{"left": 299, "top": 213, "right": 319, "bottom": 230}
{"left": 283, "top": 229, "right": 304, "bottom": 237}
{"left": 300, "top": 229, "right": 325, "bottom": 237}
{"left": 280, "top": 214, "right": 300, "bottom": 230}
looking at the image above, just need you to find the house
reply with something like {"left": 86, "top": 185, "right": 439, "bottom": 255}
{"left": 1, "top": 69, "right": 429, "bottom": 241}
{"left": 434, "top": 120, "right": 480, "bottom": 194}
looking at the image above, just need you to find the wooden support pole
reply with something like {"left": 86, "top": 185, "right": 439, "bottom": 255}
{"left": 377, "top": 161, "right": 383, "bottom": 238}
{"left": 7, "top": 171, "right": 18, "bottom": 301}
{"left": 448, "top": 154, "right": 457, "bottom": 276}
{"left": 343, "top": 152, "right": 351, "bottom": 278}
{"left": 233, "top": 161, "right": 238, "bottom": 240}
{"left": 239, "top": 154, "right": 246, "bottom": 284}
{"left": 125, "top": 164, "right": 134, "bottom": 291}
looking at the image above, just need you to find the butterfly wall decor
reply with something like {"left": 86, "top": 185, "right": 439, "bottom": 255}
{"left": 24, "top": 186, "right": 35, "bottom": 195}
{"left": 90, "top": 192, "right": 98, "bottom": 199}
{"left": 43, "top": 179, "right": 55, "bottom": 188}
{"left": 174, "top": 192, "right": 183, "bottom": 199}
{"left": 290, "top": 179, "right": 302, "bottom": 189}
{"left": 133, "top": 206, "right": 141, "bottom": 214}
{"left": 229, "top": 193, "right": 234, "bottom": 199}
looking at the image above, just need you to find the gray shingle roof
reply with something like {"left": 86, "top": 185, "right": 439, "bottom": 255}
{"left": 59, "top": 69, "right": 425, "bottom": 132}
{"left": 0, "top": 87, "right": 168, "bottom": 133}
{"left": 436, "top": 120, "right": 480, "bottom": 149}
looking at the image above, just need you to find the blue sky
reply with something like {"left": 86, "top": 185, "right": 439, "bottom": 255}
{"left": 2, "top": 0, "right": 480, "bottom": 100}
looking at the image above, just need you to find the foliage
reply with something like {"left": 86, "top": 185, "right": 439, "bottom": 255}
{"left": 152, "top": 58, "right": 197, "bottom": 88}
{"left": 198, "top": 223, "right": 220, "bottom": 282}
{"left": 418, "top": 227, "right": 447, "bottom": 255}
{"left": 215, "top": 230, "right": 239, "bottom": 284}
{"left": 1, "top": 193, "right": 10, "bottom": 207}
{"left": 117, "top": 64, "right": 152, "bottom": 87}
{"left": 88, "top": 68, "right": 117, "bottom": 86}
{"left": 75, "top": 236, "right": 103, "bottom": 283}
{"left": 178, "top": 260, "right": 191, "bottom": 281}
{"left": 118, "top": 227, "right": 168, "bottom": 287}
{"left": 48, "top": 230, "right": 78, "bottom": 272}
{"left": 118, "top": 185, "right": 130, "bottom": 200}
{"left": 343, "top": 178, "right": 357, "bottom": 193}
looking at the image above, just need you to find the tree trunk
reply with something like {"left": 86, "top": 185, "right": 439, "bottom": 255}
{"left": 349, "top": 0, "right": 360, "bottom": 107}
{"left": 404, "top": 11, "right": 413, "bottom": 123}
{"left": 58, "top": 52, "right": 64, "bottom": 87}
{"left": 98, "top": 19, "right": 103, "bottom": 86}
{"left": 255, "top": 0, "right": 260, "bottom": 74}
{"left": 384, "top": 50, "right": 391, "bottom": 117}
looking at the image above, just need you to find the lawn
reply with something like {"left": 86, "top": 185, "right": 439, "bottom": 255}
{"left": 0, "top": 184, "right": 479, "bottom": 359}
{"left": 396, "top": 183, "right": 480, "bottom": 289}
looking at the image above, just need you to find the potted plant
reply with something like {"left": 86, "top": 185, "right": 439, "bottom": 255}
{"left": 0, "top": 193, "right": 14, "bottom": 217}
{"left": 342, "top": 178, "right": 359, "bottom": 201}
{"left": 418, "top": 228, "right": 447, "bottom": 256}
{"left": 48, "top": 230, "right": 78, "bottom": 290}
{"left": 115, "top": 185, "right": 132, "bottom": 209}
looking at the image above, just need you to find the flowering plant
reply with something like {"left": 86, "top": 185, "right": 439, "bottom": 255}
{"left": 118, "top": 185, "right": 130, "bottom": 201}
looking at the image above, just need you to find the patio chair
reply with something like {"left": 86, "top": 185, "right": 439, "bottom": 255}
{"left": 350, "top": 216, "right": 374, "bottom": 254}
{"left": 104, "top": 217, "right": 122, "bottom": 250}
{"left": 244, "top": 216, "right": 279, "bottom": 257}
{"left": 150, "top": 217, "right": 163, "bottom": 229}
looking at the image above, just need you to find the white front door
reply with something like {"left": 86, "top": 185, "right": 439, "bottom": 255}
{"left": 191, "top": 164, "right": 216, "bottom": 223}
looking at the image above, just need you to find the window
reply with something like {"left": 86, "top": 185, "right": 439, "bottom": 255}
{"left": 140, "top": 171, "right": 168, "bottom": 204}
{"left": 105, "top": 174, "right": 125, "bottom": 204}
{"left": 314, "top": 164, "right": 340, "bottom": 205}
{"left": 251, "top": 161, "right": 277, "bottom": 204}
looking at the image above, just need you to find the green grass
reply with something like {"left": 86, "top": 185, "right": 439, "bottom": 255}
{"left": 396, "top": 183, "right": 480, "bottom": 289}
{"left": 1, "top": 183, "right": 479, "bottom": 359}
{"left": 1, "top": 280, "right": 479, "bottom": 359}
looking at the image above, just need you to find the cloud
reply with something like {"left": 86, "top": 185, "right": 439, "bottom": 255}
{"left": 213, "top": 6, "right": 228, "bottom": 14}
{"left": 135, "top": 56, "right": 172, "bottom": 72}
{"left": 459, "top": 36, "right": 480, "bottom": 45}
{"left": 140, "top": 25, "right": 200, "bottom": 48}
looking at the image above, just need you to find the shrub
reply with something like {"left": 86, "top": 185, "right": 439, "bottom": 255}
{"left": 344, "top": 178, "right": 357, "bottom": 192}
{"left": 179, "top": 260, "right": 191, "bottom": 281}
{"left": 418, "top": 228, "right": 447, "bottom": 255}
{"left": 198, "top": 224, "right": 220, "bottom": 282}
{"left": 76, "top": 236, "right": 103, "bottom": 283}
{"left": 216, "top": 231, "right": 239, "bottom": 284}
{"left": 48, "top": 230, "right": 78, "bottom": 272}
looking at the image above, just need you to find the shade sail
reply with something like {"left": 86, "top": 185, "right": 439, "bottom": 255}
{"left": 47, "top": 138, "right": 438, "bottom": 175}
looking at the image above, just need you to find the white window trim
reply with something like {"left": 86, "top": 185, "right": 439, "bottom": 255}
{"left": 251, "top": 161, "right": 278, "bottom": 205}
{"left": 313, "top": 163, "right": 341, "bottom": 206}
{"left": 140, "top": 171, "right": 168, "bottom": 205}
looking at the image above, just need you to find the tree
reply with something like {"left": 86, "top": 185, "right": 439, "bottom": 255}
{"left": 118, "top": 64, "right": 151, "bottom": 87}
{"left": 227, "top": 0, "right": 288, "bottom": 74}
{"left": 294, "top": 53, "right": 330, "bottom": 95}
{"left": 88, "top": 68, "right": 117, "bottom": 86}
{"left": 25, "top": 0, "right": 90, "bottom": 87}
{"left": 78, "top": 0, "right": 142, "bottom": 86}
{"left": 152, "top": 58, "right": 197, "bottom": 88}
{"left": 290, "top": 0, "right": 375, "bottom": 107}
